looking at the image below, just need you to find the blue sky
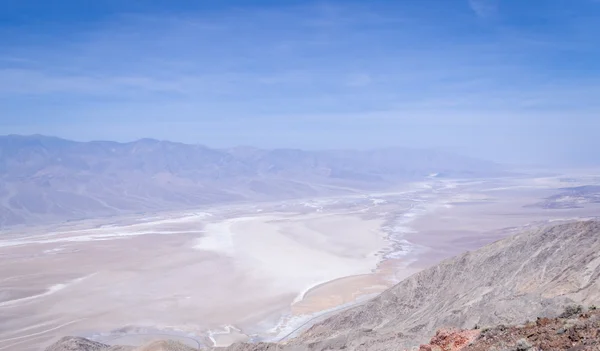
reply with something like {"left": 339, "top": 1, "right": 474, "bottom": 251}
{"left": 1, "top": 0, "right": 599, "bottom": 164}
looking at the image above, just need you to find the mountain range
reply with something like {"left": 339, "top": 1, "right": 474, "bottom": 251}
{"left": 0, "top": 135, "right": 502, "bottom": 227}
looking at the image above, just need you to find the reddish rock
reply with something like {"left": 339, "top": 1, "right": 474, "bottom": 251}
{"left": 418, "top": 329, "right": 480, "bottom": 351}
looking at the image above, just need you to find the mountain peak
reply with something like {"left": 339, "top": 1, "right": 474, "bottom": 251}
{"left": 0, "top": 134, "right": 504, "bottom": 227}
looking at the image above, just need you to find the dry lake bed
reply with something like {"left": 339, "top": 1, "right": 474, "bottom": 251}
{"left": 2, "top": 173, "right": 600, "bottom": 351}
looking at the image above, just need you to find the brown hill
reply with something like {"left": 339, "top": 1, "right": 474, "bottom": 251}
{"left": 417, "top": 306, "right": 600, "bottom": 351}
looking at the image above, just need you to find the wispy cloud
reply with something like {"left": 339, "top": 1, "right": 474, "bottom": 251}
{"left": 0, "top": 69, "right": 187, "bottom": 96}
{"left": 468, "top": 0, "right": 499, "bottom": 18}
{"left": 0, "top": 0, "right": 599, "bottom": 163}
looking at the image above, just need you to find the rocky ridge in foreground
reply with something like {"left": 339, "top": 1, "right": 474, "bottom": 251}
{"left": 417, "top": 306, "right": 600, "bottom": 351}
{"left": 274, "top": 221, "right": 600, "bottom": 350}
{"left": 45, "top": 337, "right": 196, "bottom": 351}
{"left": 45, "top": 221, "right": 600, "bottom": 351}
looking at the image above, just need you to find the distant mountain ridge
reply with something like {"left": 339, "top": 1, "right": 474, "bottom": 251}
{"left": 0, "top": 135, "right": 503, "bottom": 227}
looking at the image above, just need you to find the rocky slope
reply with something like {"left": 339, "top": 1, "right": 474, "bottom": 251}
{"left": 417, "top": 306, "right": 600, "bottom": 351}
{"left": 45, "top": 337, "right": 196, "bottom": 351}
{"left": 45, "top": 221, "right": 600, "bottom": 351}
{"left": 277, "top": 221, "right": 600, "bottom": 350}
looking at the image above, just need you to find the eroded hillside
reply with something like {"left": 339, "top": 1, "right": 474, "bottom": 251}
{"left": 45, "top": 221, "right": 600, "bottom": 351}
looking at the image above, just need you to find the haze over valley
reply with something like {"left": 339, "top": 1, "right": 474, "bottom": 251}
{"left": 0, "top": 135, "right": 501, "bottom": 228}
{"left": 2, "top": 147, "right": 600, "bottom": 350}
{"left": 2, "top": 0, "right": 600, "bottom": 350}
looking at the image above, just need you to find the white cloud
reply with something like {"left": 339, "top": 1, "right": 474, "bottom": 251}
{"left": 0, "top": 68, "right": 186, "bottom": 95}
{"left": 468, "top": 0, "right": 499, "bottom": 18}
{"left": 1, "top": 0, "right": 599, "bottom": 164}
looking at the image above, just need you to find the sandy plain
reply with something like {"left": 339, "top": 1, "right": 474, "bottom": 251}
{"left": 0, "top": 207, "right": 391, "bottom": 350}
{"left": 1, "top": 173, "right": 600, "bottom": 351}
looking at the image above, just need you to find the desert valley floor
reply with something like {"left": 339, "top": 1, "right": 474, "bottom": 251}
{"left": 2, "top": 173, "right": 600, "bottom": 351}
